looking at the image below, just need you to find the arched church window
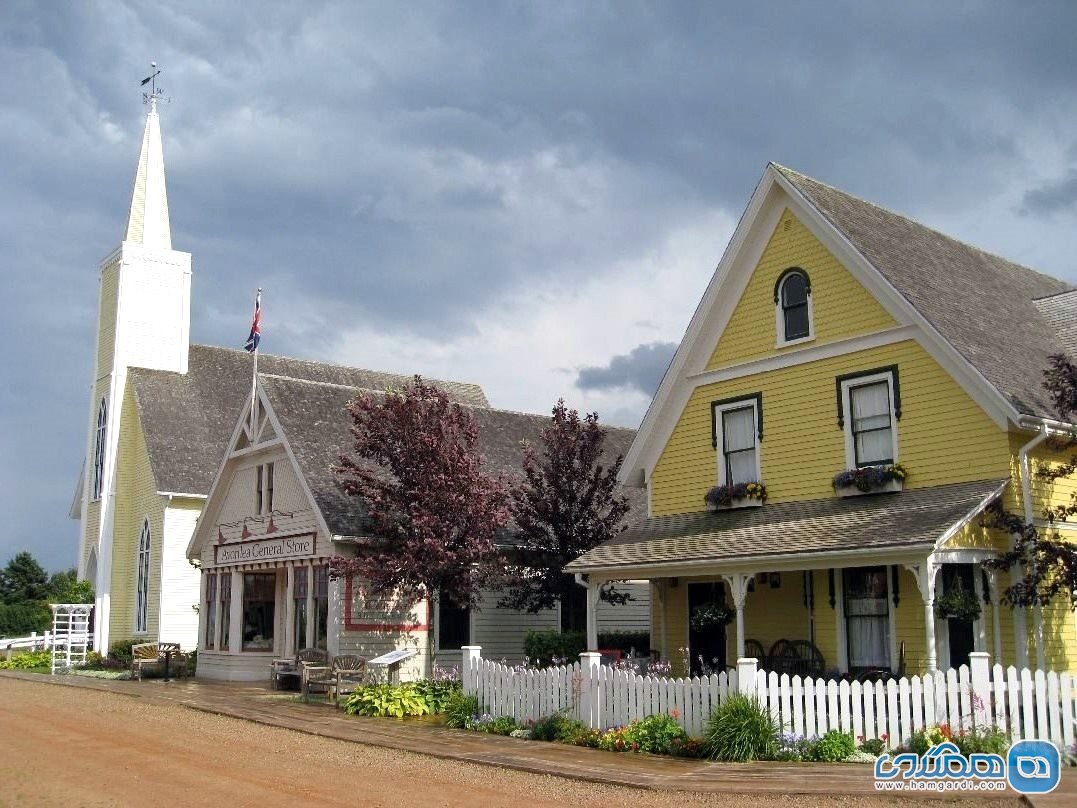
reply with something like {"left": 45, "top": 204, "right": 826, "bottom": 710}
{"left": 92, "top": 398, "right": 107, "bottom": 500}
{"left": 135, "top": 519, "right": 151, "bottom": 633}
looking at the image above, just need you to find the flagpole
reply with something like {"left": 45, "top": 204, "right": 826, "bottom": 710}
{"left": 250, "top": 288, "right": 261, "bottom": 429}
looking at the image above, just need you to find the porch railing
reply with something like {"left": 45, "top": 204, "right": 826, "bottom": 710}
{"left": 461, "top": 647, "right": 1077, "bottom": 749}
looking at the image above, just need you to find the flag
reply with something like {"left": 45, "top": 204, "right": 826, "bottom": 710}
{"left": 244, "top": 291, "right": 261, "bottom": 353}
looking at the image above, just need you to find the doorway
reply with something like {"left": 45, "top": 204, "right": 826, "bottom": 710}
{"left": 688, "top": 581, "right": 728, "bottom": 675}
{"left": 941, "top": 564, "right": 976, "bottom": 669}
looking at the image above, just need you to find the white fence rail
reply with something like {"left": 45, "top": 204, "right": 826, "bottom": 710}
{"left": 461, "top": 648, "right": 1077, "bottom": 749}
{"left": 2, "top": 631, "right": 94, "bottom": 659}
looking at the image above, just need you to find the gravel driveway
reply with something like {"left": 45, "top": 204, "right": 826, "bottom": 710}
{"left": 0, "top": 678, "right": 1019, "bottom": 807}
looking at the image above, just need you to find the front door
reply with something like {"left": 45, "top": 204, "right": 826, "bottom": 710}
{"left": 688, "top": 582, "right": 728, "bottom": 675}
{"left": 942, "top": 564, "right": 976, "bottom": 669}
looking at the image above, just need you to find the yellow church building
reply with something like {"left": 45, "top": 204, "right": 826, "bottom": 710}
{"left": 569, "top": 163, "right": 1077, "bottom": 678}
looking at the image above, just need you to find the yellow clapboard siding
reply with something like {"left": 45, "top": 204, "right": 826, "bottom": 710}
{"left": 108, "top": 381, "right": 165, "bottom": 643}
{"left": 95, "top": 260, "right": 119, "bottom": 381}
{"left": 653, "top": 339, "right": 1011, "bottom": 516}
{"left": 707, "top": 209, "right": 897, "bottom": 370}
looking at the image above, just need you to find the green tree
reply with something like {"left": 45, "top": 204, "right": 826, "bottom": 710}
{"left": 0, "top": 552, "right": 49, "bottom": 605}
{"left": 47, "top": 569, "right": 95, "bottom": 604}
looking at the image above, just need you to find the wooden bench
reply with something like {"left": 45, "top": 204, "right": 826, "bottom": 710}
{"left": 130, "top": 642, "right": 182, "bottom": 680}
{"left": 302, "top": 654, "right": 367, "bottom": 703}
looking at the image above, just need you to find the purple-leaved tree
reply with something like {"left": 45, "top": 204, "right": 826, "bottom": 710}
{"left": 329, "top": 377, "right": 510, "bottom": 612}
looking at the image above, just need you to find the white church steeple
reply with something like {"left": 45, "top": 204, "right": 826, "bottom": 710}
{"left": 124, "top": 96, "right": 172, "bottom": 249}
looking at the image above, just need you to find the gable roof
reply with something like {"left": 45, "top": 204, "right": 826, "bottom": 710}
{"left": 258, "top": 374, "right": 641, "bottom": 537}
{"left": 1033, "top": 289, "right": 1077, "bottom": 359}
{"left": 775, "top": 165, "right": 1073, "bottom": 419}
{"left": 129, "top": 343, "right": 489, "bottom": 496}
{"left": 567, "top": 478, "right": 1007, "bottom": 574}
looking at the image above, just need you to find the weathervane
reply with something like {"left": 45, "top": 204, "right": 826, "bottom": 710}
{"left": 140, "top": 61, "right": 169, "bottom": 106}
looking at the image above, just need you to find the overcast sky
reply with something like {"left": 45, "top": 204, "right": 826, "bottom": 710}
{"left": 2, "top": 1, "right": 1076, "bottom": 571}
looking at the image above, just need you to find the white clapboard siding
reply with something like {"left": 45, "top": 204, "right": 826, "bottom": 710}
{"left": 462, "top": 649, "right": 1077, "bottom": 747}
{"left": 594, "top": 582, "right": 651, "bottom": 635}
{"left": 469, "top": 588, "right": 560, "bottom": 663}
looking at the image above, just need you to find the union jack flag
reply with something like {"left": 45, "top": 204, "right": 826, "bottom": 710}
{"left": 244, "top": 290, "right": 261, "bottom": 353}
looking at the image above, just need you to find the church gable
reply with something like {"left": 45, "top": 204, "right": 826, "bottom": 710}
{"left": 706, "top": 208, "right": 897, "bottom": 370}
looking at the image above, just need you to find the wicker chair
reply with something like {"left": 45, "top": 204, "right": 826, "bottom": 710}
{"left": 303, "top": 654, "right": 367, "bottom": 703}
{"left": 743, "top": 639, "right": 767, "bottom": 668}
{"left": 766, "top": 639, "right": 825, "bottom": 679}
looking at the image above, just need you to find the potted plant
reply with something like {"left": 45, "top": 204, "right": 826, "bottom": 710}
{"left": 935, "top": 587, "right": 982, "bottom": 622}
{"left": 689, "top": 602, "right": 734, "bottom": 632}
{"left": 705, "top": 481, "right": 767, "bottom": 511}
{"left": 832, "top": 464, "right": 907, "bottom": 498}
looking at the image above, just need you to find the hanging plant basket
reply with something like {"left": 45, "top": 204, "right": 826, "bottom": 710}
{"left": 935, "top": 587, "right": 982, "bottom": 622}
{"left": 832, "top": 464, "right": 907, "bottom": 497}
{"left": 690, "top": 602, "right": 734, "bottom": 632}
{"left": 705, "top": 482, "right": 767, "bottom": 511}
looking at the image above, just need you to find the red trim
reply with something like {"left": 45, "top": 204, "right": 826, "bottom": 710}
{"left": 343, "top": 576, "right": 428, "bottom": 632}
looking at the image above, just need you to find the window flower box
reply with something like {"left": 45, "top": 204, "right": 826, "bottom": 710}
{"left": 832, "top": 464, "right": 907, "bottom": 498}
{"left": 705, "top": 482, "right": 767, "bottom": 512}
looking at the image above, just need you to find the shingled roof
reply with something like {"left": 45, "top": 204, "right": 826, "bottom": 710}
{"left": 775, "top": 165, "right": 1074, "bottom": 419}
{"left": 258, "top": 374, "right": 641, "bottom": 538}
{"left": 567, "top": 478, "right": 1007, "bottom": 573}
{"left": 129, "top": 344, "right": 489, "bottom": 496}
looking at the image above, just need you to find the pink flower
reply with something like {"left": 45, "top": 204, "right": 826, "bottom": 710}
{"left": 669, "top": 709, "right": 681, "bottom": 719}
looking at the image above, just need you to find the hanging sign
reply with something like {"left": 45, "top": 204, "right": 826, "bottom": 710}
{"left": 214, "top": 533, "right": 316, "bottom": 565}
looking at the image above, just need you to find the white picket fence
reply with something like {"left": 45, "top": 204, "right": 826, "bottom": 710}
{"left": 461, "top": 647, "right": 1077, "bottom": 749}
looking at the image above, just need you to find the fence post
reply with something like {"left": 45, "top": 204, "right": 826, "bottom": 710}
{"left": 461, "top": 646, "right": 482, "bottom": 697}
{"left": 969, "top": 652, "right": 991, "bottom": 729}
{"left": 736, "top": 657, "right": 758, "bottom": 698}
{"left": 30, "top": 631, "right": 37, "bottom": 650}
{"left": 580, "top": 651, "right": 602, "bottom": 730}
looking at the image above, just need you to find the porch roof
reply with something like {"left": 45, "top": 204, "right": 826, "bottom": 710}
{"left": 566, "top": 478, "right": 1008, "bottom": 574}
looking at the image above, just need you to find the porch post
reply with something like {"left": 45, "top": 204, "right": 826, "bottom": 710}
{"left": 985, "top": 570, "right": 1003, "bottom": 664}
{"left": 723, "top": 573, "right": 753, "bottom": 661}
{"left": 284, "top": 565, "right": 295, "bottom": 657}
{"left": 972, "top": 568, "right": 986, "bottom": 653}
{"left": 585, "top": 578, "right": 602, "bottom": 650}
{"left": 228, "top": 570, "right": 243, "bottom": 653}
{"left": 905, "top": 558, "right": 939, "bottom": 672}
{"left": 197, "top": 570, "right": 208, "bottom": 651}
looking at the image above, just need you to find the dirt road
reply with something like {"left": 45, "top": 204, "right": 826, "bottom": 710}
{"left": 0, "top": 678, "right": 1018, "bottom": 808}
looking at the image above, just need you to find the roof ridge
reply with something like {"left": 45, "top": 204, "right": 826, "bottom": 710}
{"left": 771, "top": 163, "right": 1069, "bottom": 288}
{"left": 260, "top": 372, "right": 636, "bottom": 431}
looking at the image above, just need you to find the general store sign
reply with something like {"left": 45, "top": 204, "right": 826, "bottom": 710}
{"left": 215, "top": 534, "right": 316, "bottom": 565}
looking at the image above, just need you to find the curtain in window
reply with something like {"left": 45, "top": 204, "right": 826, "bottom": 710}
{"left": 293, "top": 566, "right": 309, "bottom": 650}
{"left": 851, "top": 381, "right": 892, "bottom": 465}
{"left": 722, "top": 407, "right": 757, "bottom": 485}
{"left": 844, "top": 567, "right": 890, "bottom": 669}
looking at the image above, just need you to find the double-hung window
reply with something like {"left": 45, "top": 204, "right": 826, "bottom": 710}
{"left": 712, "top": 394, "right": 762, "bottom": 486}
{"left": 838, "top": 368, "right": 900, "bottom": 469}
{"left": 774, "top": 268, "right": 813, "bottom": 346}
{"left": 255, "top": 462, "right": 275, "bottom": 514}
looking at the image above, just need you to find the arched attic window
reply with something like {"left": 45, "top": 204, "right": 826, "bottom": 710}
{"left": 774, "top": 268, "right": 813, "bottom": 345}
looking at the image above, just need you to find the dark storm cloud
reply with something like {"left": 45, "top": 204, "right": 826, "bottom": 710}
{"left": 2, "top": 0, "right": 1077, "bottom": 568}
{"left": 577, "top": 343, "right": 678, "bottom": 397}
{"left": 1022, "top": 169, "right": 1077, "bottom": 216}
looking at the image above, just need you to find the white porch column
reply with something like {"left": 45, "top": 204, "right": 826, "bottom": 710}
{"left": 327, "top": 574, "right": 341, "bottom": 656}
{"left": 985, "top": 570, "right": 1003, "bottom": 664}
{"left": 972, "top": 568, "right": 986, "bottom": 653}
{"left": 585, "top": 578, "right": 602, "bottom": 650}
{"left": 228, "top": 570, "right": 243, "bottom": 653}
{"left": 306, "top": 565, "right": 315, "bottom": 649}
{"left": 197, "top": 570, "right": 208, "bottom": 651}
{"left": 284, "top": 565, "right": 295, "bottom": 658}
{"left": 905, "top": 559, "right": 939, "bottom": 672}
{"left": 723, "top": 573, "right": 753, "bottom": 660}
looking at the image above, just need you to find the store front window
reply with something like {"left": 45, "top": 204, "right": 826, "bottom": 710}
{"left": 242, "top": 572, "right": 276, "bottom": 651}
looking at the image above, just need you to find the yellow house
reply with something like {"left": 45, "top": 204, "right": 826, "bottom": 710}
{"left": 568, "top": 163, "right": 1077, "bottom": 678}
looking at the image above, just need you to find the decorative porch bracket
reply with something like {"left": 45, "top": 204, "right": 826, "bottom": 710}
{"left": 722, "top": 572, "right": 754, "bottom": 661}
{"left": 903, "top": 557, "right": 940, "bottom": 672}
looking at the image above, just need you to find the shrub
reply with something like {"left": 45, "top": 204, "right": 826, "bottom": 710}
{"left": 411, "top": 678, "right": 460, "bottom": 713}
{"left": 564, "top": 725, "right": 602, "bottom": 747}
{"left": 907, "top": 723, "right": 952, "bottom": 755}
{"left": 953, "top": 727, "right": 1009, "bottom": 756}
{"left": 107, "top": 639, "right": 136, "bottom": 666}
{"left": 807, "top": 730, "right": 857, "bottom": 762}
{"left": 530, "top": 712, "right": 574, "bottom": 742}
{"left": 0, "top": 649, "right": 52, "bottom": 670}
{"left": 703, "top": 695, "right": 779, "bottom": 761}
{"left": 598, "top": 725, "right": 637, "bottom": 752}
{"left": 443, "top": 691, "right": 480, "bottom": 729}
{"left": 858, "top": 737, "right": 887, "bottom": 755}
{"left": 343, "top": 683, "right": 431, "bottom": 718}
{"left": 478, "top": 715, "right": 518, "bottom": 736}
{"left": 523, "top": 630, "right": 585, "bottom": 667}
{"left": 669, "top": 737, "right": 707, "bottom": 758}
{"left": 630, "top": 713, "right": 687, "bottom": 755}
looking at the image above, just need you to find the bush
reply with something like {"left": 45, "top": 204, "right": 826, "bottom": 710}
{"left": 858, "top": 737, "right": 886, "bottom": 755}
{"left": 0, "top": 649, "right": 52, "bottom": 670}
{"left": 530, "top": 712, "right": 575, "bottom": 742}
{"left": 703, "top": 695, "right": 779, "bottom": 761}
{"left": 342, "top": 683, "right": 431, "bottom": 718}
{"left": 443, "top": 691, "right": 480, "bottom": 729}
{"left": 669, "top": 737, "right": 707, "bottom": 758}
{"left": 411, "top": 679, "right": 460, "bottom": 713}
{"left": 107, "top": 639, "right": 136, "bottom": 666}
{"left": 598, "top": 725, "right": 637, "bottom": 752}
{"left": 0, "top": 602, "right": 52, "bottom": 637}
{"left": 523, "top": 630, "right": 585, "bottom": 667}
{"left": 474, "top": 715, "right": 518, "bottom": 736}
{"left": 953, "top": 727, "right": 1010, "bottom": 756}
{"left": 629, "top": 713, "right": 687, "bottom": 755}
{"left": 907, "top": 723, "right": 952, "bottom": 755}
{"left": 807, "top": 730, "right": 857, "bottom": 762}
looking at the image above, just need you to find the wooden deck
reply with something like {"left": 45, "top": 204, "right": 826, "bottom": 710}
{"left": 2, "top": 670, "right": 1070, "bottom": 802}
